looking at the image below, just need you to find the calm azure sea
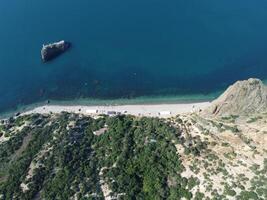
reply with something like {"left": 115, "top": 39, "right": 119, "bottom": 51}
{"left": 1, "top": 0, "right": 267, "bottom": 113}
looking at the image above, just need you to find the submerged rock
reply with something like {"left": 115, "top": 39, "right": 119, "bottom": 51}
{"left": 15, "top": 112, "right": 21, "bottom": 117}
{"left": 41, "top": 40, "right": 71, "bottom": 62}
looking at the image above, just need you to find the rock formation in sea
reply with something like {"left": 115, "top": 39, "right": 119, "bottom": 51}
{"left": 41, "top": 40, "right": 71, "bottom": 62}
{"left": 203, "top": 78, "right": 267, "bottom": 117}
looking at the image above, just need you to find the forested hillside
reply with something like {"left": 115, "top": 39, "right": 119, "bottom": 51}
{"left": 0, "top": 112, "right": 266, "bottom": 200}
{"left": 0, "top": 113, "right": 194, "bottom": 199}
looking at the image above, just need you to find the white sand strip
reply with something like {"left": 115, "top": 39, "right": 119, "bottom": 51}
{"left": 23, "top": 102, "right": 210, "bottom": 118}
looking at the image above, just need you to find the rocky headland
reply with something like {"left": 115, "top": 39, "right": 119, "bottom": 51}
{"left": 203, "top": 78, "right": 267, "bottom": 117}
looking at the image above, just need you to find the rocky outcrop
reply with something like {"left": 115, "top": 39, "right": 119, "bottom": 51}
{"left": 41, "top": 40, "right": 71, "bottom": 62}
{"left": 203, "top": 78, "right": 267, "bottom": 117}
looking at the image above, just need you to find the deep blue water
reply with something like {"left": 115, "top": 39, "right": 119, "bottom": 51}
{"left": 1, "top": 0, "right": 267, "bottom": 112}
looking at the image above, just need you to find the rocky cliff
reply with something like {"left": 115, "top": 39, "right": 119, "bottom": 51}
{"left": 204, "top": 78, "right": 267, "bottom": 117}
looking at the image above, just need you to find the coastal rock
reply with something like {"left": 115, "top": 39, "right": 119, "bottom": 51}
{"left": 41, "top": 40, "right": 71, "bottom": 62}
{"left": 203, "top": 78, "right": 267, "bottom": 117}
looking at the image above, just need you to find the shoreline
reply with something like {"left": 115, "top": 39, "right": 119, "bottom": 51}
{"left": 21, "top": 101, "right": 211, "bottom": 118}
{"left": 0, "top": 94, "right": 216, "bottom": 119}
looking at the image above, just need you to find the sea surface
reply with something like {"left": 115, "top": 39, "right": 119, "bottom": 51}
{"left": 1, "top": 0, "right": 267, "bottom": 113}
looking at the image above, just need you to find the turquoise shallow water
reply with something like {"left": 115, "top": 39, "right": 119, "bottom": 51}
{"left": 1, "top": 0, "right": 267, "bottom": 113}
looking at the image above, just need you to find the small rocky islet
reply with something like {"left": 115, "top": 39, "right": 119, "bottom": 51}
{"left": 41, "top": 40, "right": 71, "bottom": 62}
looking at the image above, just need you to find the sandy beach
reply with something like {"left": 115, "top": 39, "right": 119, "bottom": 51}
{"left": 22, "top": 102, "right": 211, "bottom": 118}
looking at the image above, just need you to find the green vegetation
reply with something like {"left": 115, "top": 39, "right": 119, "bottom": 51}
{"left": 0, "top": 113, "right": 193, "bottom": 200}
{"left": 247, "top": 116, "right": 263, "bottom": 123}
{"left": 221, "top": 142, "right": 230, "bottom": 147}
{"left": 223, "top": 184, "right": 236, "bottom": 197}
{"left": 0, "top": 113, "right": 266, "bottom": 199}
{"left": 221, "top": 115, "right": 239, "bottom": 123}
